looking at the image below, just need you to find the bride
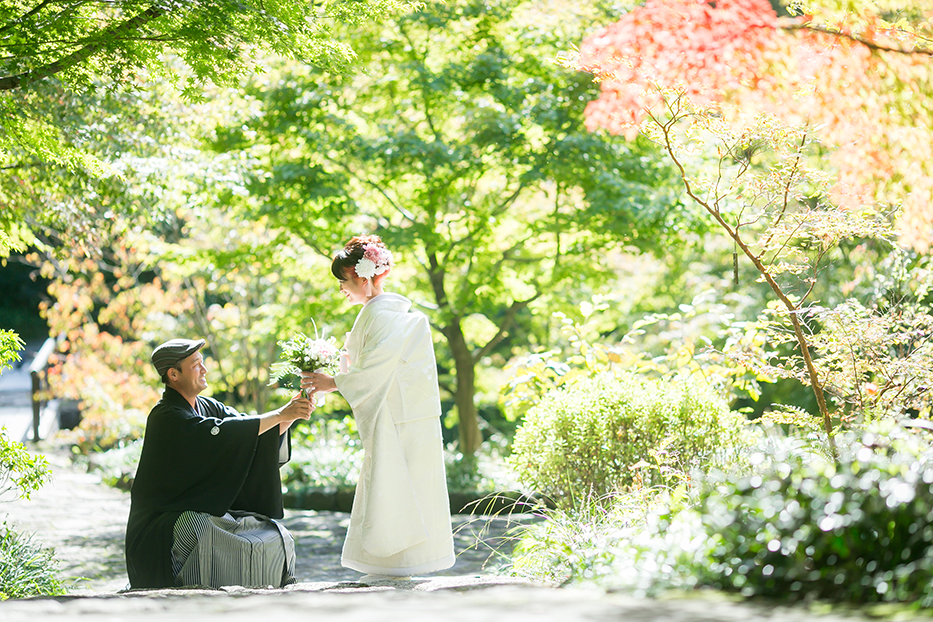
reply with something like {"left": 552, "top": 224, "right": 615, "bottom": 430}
{"left": 302, "top": 234, "right": 455, "bottom": 581}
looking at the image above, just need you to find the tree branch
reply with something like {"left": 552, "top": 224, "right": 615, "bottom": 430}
{"left": 0, "top": 0, "right": 58, "bottom": 37}
{"left": 648, "top": 104, "right": 837, "bottom": 456}
{"left": 0, "top": 5, "right": 165, "bottom": 91}
{"left": 779, "top": 18, "right": 933, "bottom": 57}
{"left": 474, "top": 293, "right": 541, "bottom": 362}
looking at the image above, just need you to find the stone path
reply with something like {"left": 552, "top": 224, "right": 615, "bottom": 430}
{"left": 0, "top": 444, "right": 875, "bottom": 621}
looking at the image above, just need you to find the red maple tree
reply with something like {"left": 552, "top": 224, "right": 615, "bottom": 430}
{"left": 577, "top": 0, "right": 933, "bottom": 252}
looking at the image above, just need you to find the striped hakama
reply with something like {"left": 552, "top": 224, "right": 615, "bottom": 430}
{"left": 171, "top": 510, "right": 296, "bottom": 589}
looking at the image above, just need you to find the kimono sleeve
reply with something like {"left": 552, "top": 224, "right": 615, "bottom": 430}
{"left": 334, "top": 313, "right": 404, "bottom": 437}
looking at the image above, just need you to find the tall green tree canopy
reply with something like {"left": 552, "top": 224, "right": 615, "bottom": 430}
{"left": 0, "top": 0, "right": 416, "bottom": 255}
{"left": 208, "top": 0, "right": 700, "bottom": 453}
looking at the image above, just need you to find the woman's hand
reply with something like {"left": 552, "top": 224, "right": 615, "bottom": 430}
{"left": 301, "top": 370, "right": 338, "bottom": 395}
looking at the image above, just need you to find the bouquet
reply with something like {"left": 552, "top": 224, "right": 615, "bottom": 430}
{"left": 269, "top": 328, "right": 341, "bottom": 404}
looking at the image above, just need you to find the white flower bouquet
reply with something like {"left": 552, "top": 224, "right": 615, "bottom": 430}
{"left": 269, "top": 328, "right": 340, "bottom": 403}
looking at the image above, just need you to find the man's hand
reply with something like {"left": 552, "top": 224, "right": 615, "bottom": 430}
{"left": 277, "top": 393, "right": 313, "bottom": 434}
{"left": 281, "top": 393, "right": 314, "bottom": 423}
{"left": 258, "top": 395, "right": 313, "bottom": 435}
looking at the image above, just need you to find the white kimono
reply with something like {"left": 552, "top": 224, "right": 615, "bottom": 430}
{"left": 335, "top": 292, "right": 455, "bottom": 576}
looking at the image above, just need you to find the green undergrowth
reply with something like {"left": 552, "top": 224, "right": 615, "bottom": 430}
{"left": 0, "top": 521, "right": 66, "bottom": 600}
{"left": 511, "top": 420, "right": 933, "bottom": 610}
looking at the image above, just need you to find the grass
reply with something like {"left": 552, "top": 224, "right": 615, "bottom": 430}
{"left": 0, "top": 521, "right": 66, "bottom": 600}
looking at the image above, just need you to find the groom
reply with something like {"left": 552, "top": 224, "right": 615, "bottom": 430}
{"left": 125, "top": 338, "right": 313, "bottom": 589}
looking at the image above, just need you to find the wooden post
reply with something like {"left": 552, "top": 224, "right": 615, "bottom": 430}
{"left": 27, "top": 337, "right": 59, "bottom": 442}
{"left": 30, "top": 369, "right": 41, "bottom": 442}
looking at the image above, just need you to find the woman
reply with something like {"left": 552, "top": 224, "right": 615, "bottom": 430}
{"left": 302, "top": 235, "right": 455, "bottom": 581}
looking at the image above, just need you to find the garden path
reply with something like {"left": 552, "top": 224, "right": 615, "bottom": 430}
{"left": 0, "top": 443, "right": 874, "bottom": 622}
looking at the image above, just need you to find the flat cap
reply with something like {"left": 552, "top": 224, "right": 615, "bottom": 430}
{"left": 151, "top": 338, "right": 206, "bottom": 376}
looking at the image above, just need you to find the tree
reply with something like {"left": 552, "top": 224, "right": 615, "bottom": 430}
{"left": 210, "top": 0, "right": 694, "bottom": 454}
{"left": 575, "top": 0, "right": 933, "bottom": 252}
{"left": 0, "top": 0, "right": 419, "bottom": 374}
{"left": 0, "top": 0, "right": 418, "bottom": 255}
{"left": 574, "top": 0, "right": 933, "bottom": 447}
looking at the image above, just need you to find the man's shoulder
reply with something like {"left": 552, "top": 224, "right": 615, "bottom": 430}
{"left": 196, "top": 395, "right": 241, "bottom": 418}
{"left": 149, "top": 390, "right": 187, "bottom": 416}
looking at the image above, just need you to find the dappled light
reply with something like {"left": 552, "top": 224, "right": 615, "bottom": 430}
{"left": 1, "top": 0, "right": 932, "bottom": 616}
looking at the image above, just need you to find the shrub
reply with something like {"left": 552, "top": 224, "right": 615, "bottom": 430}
{"left": 0, "top": 522, "right": 66, "bottom": 600}
{"left": 281, "top": 416, "right": 363, "bottom": 491}
{"left": 508, "top": 371, "right": 747, "bottom": 509}
{"left": 511, "top": 421, "right": 933, "bottom": 607}
{"left": 695, "top": 422, "right": 933, "bottom": 604}
{"left": 0, "top": 429, "right": 51, "bottom": 501}
{"left": 282, "top": 415, "right": 519, "bottom": 497}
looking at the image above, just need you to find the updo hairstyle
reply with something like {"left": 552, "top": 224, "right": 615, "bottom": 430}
{"left": 331, "top": 234, "right": 389, "bottom": 280}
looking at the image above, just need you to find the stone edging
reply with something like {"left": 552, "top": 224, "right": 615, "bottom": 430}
{"left": 283, "top": 488, "right": 552, "bottom": 515}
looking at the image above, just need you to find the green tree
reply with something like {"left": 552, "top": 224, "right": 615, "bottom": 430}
{"left": 0, "top": 0, "right": 418, "bottom": 255}
{"left": 210, "top": 0, "right": 693, "bottom": 454}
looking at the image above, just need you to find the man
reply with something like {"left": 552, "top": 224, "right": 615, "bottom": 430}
{"left": 125, "top": 338, "right": 312, "bottom": 589}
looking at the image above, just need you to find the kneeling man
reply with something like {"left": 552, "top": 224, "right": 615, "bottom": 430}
{"left": 125, "top": 338, "right": 312, "bottom": 589}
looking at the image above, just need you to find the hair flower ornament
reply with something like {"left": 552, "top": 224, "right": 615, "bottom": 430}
{"left": 355, "top": 243, "right": 393, "bottom": 279}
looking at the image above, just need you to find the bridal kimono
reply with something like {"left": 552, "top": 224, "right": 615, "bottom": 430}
{"left": 335, "top": 292, "right": 455, "bottom": 576}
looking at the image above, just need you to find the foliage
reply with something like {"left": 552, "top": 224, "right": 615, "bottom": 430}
{"left": 0, "top": 0, "right": 409, "bottom": 91}
{"left": 281, "top": 416, "right": 363, "bottom": 491}
{"left": 0, "top": 330, "right": 24, "bottom": 373}
{"left": 805, "top": 251, "right": 933, "bottom": 420}
{"left": 0, "top": 429, "right": 51, "bottom": 502}
{"left": 444, "top": 444, "right": 520, "bottom": 494}
{"left": 0, "top": 521, "right": 66, "bottom": 600}
{"left": 574, "top": 0, "right": 933, "bottom": 450}
{"left": 280, "top": 414, "right": 517, "bottom": 495}
{"left": 575, "top": 0, "right": 933, "bottom": 253}
{"left": 2, "top": 77, "right": 197, "bottom": 260}
{"left": 32, "top": 195, "right": 342, "bottom": 428}
{"left": 693, "top": 422, "right": 933, "bottom": 604}
{"left": 511, "top": 421, "right": 933, "bottom": 607}
{"left": 210, "top": 0, "right": 694, "bottom": 454}
{"left": 500, "top": 293, "right": 776, "bottom": 421}
{"left": 0, "top": 0, "right": 419, "bottom": 254}
{"left": 509, "top": 483, "right": 685, "bottom": 586}
{"left": 580, "top": 61, "right": 898, "bottom": 441}
{"left": 508, "top": 371, "right": 748, "bottom": 510}
{"left": 148, "top": 211, "right": 341, "bottom": 414}
{"left": 37, "top": 239, "right": 178, "bottom": 453}
{"left": 80, "top": 440, "right": 142, "bottom": 491}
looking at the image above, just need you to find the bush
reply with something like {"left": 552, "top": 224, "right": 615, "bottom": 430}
{"left": 281, "top": 416, "right": 363, "bottom": 491}
{"left": 0, "top": 428, "right": 51, "bottom": 501}
{"left": 282, "top": 415, "right": 519, "bottom": 498}
{"left": 695, "top": 422, "right": 933, "bottom": 604}
{"left": 0, "top": 522, "right": 66, "bottom": 600}
{"left": 511, "top": 420, "right": 933, "bottom": 607}
{"left": 508, "top": 372, "right": 747, "bottom": 509}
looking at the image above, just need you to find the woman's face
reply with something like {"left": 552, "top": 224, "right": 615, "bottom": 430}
{"left": 338, "top": 268, "right": 370, "bottom": 305}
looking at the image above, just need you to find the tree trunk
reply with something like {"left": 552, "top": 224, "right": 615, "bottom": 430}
{"left": 657, "top": 124, "right": 838, "bottom": 459}
{"left": 425, "top": 252, "right": 482, "bottom": 455}
{"left": 444, "top": 320, "right": 483, "bottom": 456}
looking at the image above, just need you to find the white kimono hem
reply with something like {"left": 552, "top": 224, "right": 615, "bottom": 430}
{"left": 343, "top": 552, "right": 456, "bottom": 577}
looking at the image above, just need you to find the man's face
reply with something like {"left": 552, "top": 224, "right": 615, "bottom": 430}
{"left": 169, "top": 351, "right": 208, "bottom": 396}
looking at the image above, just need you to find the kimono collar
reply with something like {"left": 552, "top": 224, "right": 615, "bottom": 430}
{"left": 362, "top": 292, "right": 412, "bottom": 314}
{"left": 161, "top": 386, "right": 200, "bottom": 413}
